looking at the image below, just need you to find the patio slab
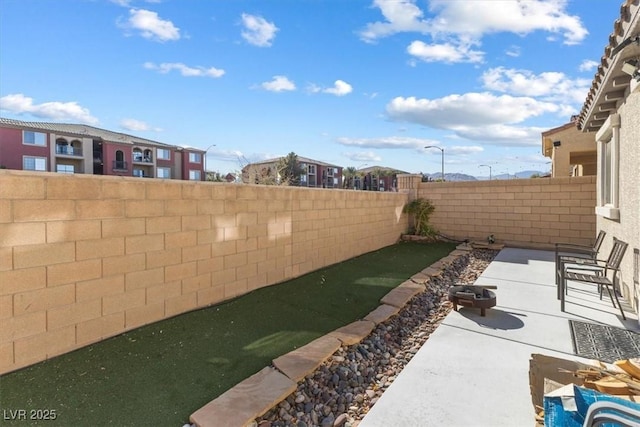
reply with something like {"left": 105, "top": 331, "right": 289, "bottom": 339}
{"left": 190, "top": 367, "right": 296, "bottom": 427}
{"left": 361, "top": 248, "right": 639, "bottom": 427}
{"left": 272, "top": 335, "right": 342, "bottom": 382}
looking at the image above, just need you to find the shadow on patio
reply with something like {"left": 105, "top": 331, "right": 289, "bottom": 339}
{"left": 360, "top": 247, "right": 639, "bottom": 427}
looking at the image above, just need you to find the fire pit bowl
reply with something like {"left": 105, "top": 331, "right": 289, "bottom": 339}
{"left": 448, "top": 285, "right": 497, "bottom": 317}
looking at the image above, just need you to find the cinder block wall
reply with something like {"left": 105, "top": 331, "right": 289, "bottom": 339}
{"left": 403, "top": 175, "right": 597, "bottom": 247}
{"left": 0, "top": 170, "right": 407, "bottom": 374}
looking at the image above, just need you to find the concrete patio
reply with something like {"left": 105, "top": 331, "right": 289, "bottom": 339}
{"left": 360, "top": 247, "right": 639, "bottom": 427}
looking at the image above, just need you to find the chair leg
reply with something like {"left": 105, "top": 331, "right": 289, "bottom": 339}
{"left": 603, "top": 284, "right": 617, "bottom": 308}
{"left": 560, "top": 277, "right": 566, "bottom": 312}
{"left": 609, "top": 284, "right": 627, "bottom": 321}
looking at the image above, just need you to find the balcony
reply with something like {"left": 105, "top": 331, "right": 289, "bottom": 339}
{"left": 133, "top": 154, "right": 153, "bottom": 164}
{"left": 112, "top": 160, "right": 128, "bottom": 172}
{"left": 56, "top": 145, "right": 83, "bottom": 157}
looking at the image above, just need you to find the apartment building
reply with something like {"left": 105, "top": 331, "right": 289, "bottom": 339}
{"left": 242, "top": 155, "right": 343, "bottom": 188}
{"left": 357, "top": 166, "right": 408, "bottom": 192}
{"left": 0, "top": 118, "right": 205, "bottom": 181}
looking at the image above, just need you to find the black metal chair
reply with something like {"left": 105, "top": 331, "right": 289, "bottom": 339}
{"left": 560, "top": 238, "right": 629, "bottom": 320}
{"left": 555, "top": 230, "right": 607, "bottom": 299}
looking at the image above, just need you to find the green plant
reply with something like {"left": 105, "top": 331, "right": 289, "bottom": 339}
{"left": 403, "top": 198, "right": 437, "bottom": 236}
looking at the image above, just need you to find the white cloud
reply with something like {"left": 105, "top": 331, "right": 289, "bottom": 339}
{"left": 120, "top": 118, "right": 162, "bottom": 132}
{"left": 0, "top": 93, "right": 99, "bottom": 125}
{"left": 407, "top": 40, "right": 484, "bottom": 63}
{"left": 324, "top": 80, "right": 353, "bottom": 96}
{"left": 505, "top": 45, "right": 521, "bottom": 57}
{"left": 579, "top": 59, "right": 599, "bottom": 72}
{"left": 343, "top": 151, "right": 383, "bottom": 162}
{"left": 442, "top": 146, "right": 484, "bottom": 155}
{"left": 144, "top": 62, "right": 225, "bottom": 78}
{"left": 481, "top": 66, "right": 591, "bottom": 104}
{"left": 427, "top": 0, "right": 587, "bottom": 45}
{"left": 359, "top": 0, "right": 429, "bottom": 43}
{"left": 261, "top": 75, "right": 296, "bottom": 92}
{"left": 308, "top": 80, "right": 353, "bottom": 96}
{"left": 120, "top": 9, "right": 180, "bottom": 42}
{"left": 386, "top": 92, "right": 560, "bottom": 128}
{"left": 360, "top": 0, "right": 587, "bottom": 45}
{"left": 241, "top": 13, "right": 278, "bottom": 47}
{"left": 454, "top": 124, "right": 546, "bottom": 146}
{"left": 337, "top": 136, "right": 438, "bottom": 150}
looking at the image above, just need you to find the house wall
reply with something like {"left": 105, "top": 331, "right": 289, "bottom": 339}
{"left": 0, "top": 128, "right": 51, "bottom": 170}
{"left": 0, "top": 170, "right": 407, "bottom": 374}
{"left": 50, "top": 136, "right": 93, "bottom": 174}
{"left": 399, "top": 174, "right": 597, "bottom": 248}
{"left": 102, "top": 142, "right": 131, "bottom": 177}
{"left": 596, "top": 85, "right": 640, "bottom": 315}
{"left": 543, "top": 125, "right": 597, "bottom": 177}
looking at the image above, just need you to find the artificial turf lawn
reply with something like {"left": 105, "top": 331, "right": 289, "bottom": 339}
{"left": 0, "top": 241, "right": 456, "bottom": 426}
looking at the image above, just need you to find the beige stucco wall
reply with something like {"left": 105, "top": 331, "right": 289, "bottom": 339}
{"left": 0, "top": 170, "right": 407, "bottom": 374}
{"left": 595, "top": 85, "right": 640, "bottom": 315}
{"left": 399, "top": 175, "right": 597, "bottom": 248}
{"left": 543, "top": 126, "right": 597, "bottom": 178}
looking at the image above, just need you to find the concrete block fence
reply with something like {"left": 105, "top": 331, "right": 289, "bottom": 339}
{"left": 0, "top": 170, "right": 407, "bottom": 374}
{"left": 0, "top": 171, "right": 596, "bottom": 374}
{"left": 398, "top": 174, "right": 597, "bottom": 248}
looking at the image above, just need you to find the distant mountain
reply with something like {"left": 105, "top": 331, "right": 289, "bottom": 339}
{"left": 515, "top": 170, "right": 546, "bottom": 178}
{"left": 423, "top": 170, "right": 546, "bottom": 181}
{"left": 477, "top": 170, "right": 546, "bottom": 180}
{"left": 424, "top": 173, "right": 478, "bottom": 182}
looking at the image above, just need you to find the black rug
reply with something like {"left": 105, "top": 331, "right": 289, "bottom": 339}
{"left": 569, "top": 320, "right": 640, "bottom": 363}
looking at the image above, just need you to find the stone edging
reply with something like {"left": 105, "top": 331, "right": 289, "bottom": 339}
{"left": 189, "top": 245, "right": 474, "bottom": 427}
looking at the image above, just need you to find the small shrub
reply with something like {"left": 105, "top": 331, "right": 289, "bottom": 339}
{"left": 402, "top": 198, "right": 437, "bottom": 236}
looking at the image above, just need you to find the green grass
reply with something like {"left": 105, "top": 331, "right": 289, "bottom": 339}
{"left": 0, "top": 241, "right": 456, "bottom": 426}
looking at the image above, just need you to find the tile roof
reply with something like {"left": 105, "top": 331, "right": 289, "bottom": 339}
{"left": 0, "top": 117, "right": 204, "bottom": 151}
{"left": 578, "top": 0, "right": 640, "bottom": 132}
{"left": 248, "top": 155, "right": 342, "bottom": 168}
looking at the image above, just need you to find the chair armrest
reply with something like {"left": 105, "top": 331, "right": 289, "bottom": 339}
{"left": 560, "top": 257, "right": 608, "bottom": 266}
{"left": 555, "top": 245, "right": 596, "bottom": 255}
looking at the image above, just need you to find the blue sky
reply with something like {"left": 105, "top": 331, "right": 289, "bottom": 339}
{"left": 0, "top": 0, "right": 618, "bottom": 177}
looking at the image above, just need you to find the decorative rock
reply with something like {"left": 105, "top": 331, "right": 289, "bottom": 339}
{"left": 254, "top": 249, "right": 497, "bottom": 427}
{"left": 321, "top": 414, "right": 335, "bottom": 427}
{"left": 334, "top": 413, "right": 348, "bottom": 427}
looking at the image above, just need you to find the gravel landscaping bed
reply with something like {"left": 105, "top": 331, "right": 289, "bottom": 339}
{"left": 253, "top": 248, "right": 498, "bottom": 427}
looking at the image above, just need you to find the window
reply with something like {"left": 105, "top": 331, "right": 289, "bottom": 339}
{"left": 189, "top": 170, "right": 201, "bottom": 180}
{"left": 157, "top": 167, "right": 171, "bottom": 179}
{"left": 157, "top": 148, "right": 170, "bottom": 160}
{"left": 23, "top": 131, "right": 47, "bottom": 146}
{"left": 595, "top": 114, "right": 620, "bottom": 220}
{"left": 56, "top": 164, "right": 74, "bottom": 174}
{"left": 133, "top": 168, "right": 144, "bottom": 177}
{"left": 308, "top": 164, "right": 316, "bottom": 174}
{"left": 189, "top": 152, "right": 202, "bottom": 163}
{"left": 23, "top": 156, "right": 47, "bottom": 171}
{"left": 327, "top": 167, "right": 334, "bottom": 177}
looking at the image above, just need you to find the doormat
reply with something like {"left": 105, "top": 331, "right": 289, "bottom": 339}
{"left": 569, "top": 320, "right": 640, "bottom": 363}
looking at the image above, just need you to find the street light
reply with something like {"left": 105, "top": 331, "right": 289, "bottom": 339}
{"left": 424, "top": 146, "right": 444, "bottom": 181}
{"left": 479, "top": 164, "right": 492, "bottom": 180}
{"left": 203, "top": 144, "right": 216, "bottom": 180}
